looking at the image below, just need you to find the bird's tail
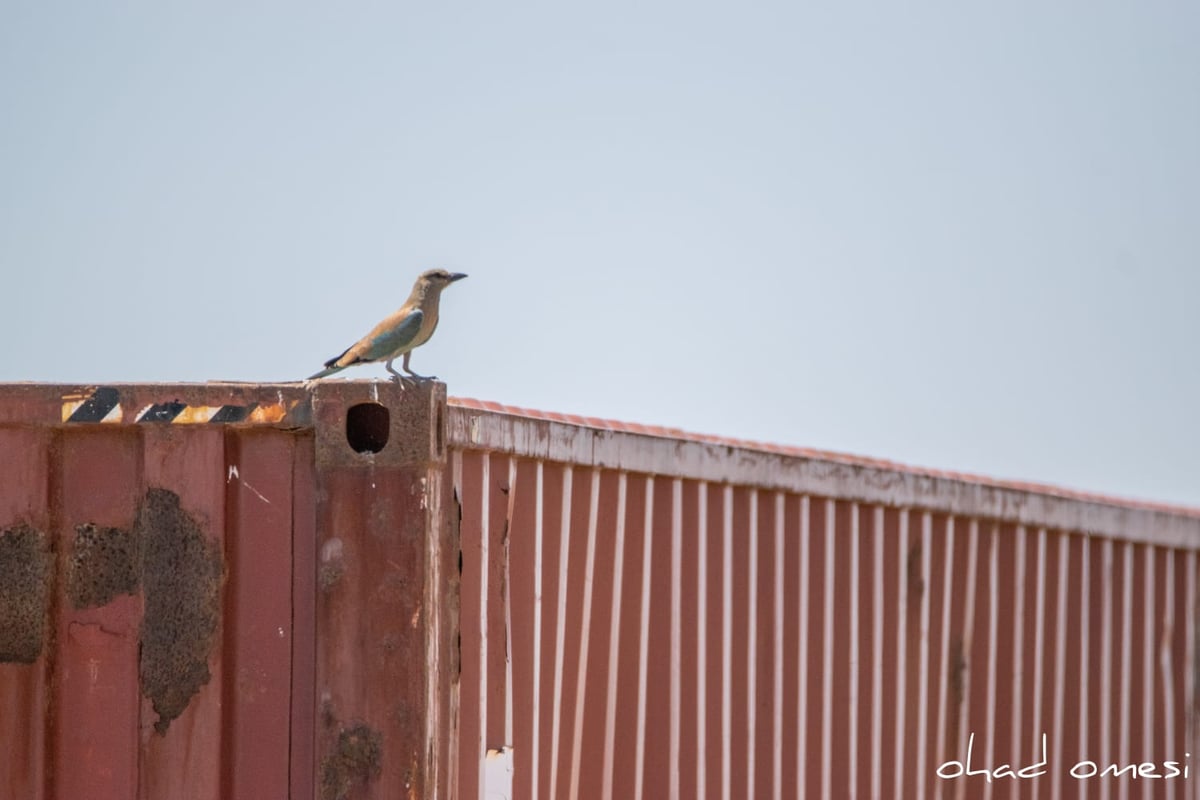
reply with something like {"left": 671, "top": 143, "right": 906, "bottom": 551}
{"left": 307, "top": 364, "right": 346, "bottom": 380}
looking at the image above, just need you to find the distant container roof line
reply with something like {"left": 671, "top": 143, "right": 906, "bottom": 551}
{"left": 449, "top": 396, "right": 1200, "bottom": 521}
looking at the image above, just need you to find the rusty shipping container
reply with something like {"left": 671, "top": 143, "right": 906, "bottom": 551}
{"left": 2, "top": 382, "right": 1200, "bottom": 799}
{"left": 0, "top": 382, "right": 457, "bottom": 800}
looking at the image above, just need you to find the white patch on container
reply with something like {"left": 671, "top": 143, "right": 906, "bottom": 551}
{"left": 226, "top": 464, "right": 271, "bottom": 504}
{"left": 484, "top": 747, "right": 513, "bottom": 800}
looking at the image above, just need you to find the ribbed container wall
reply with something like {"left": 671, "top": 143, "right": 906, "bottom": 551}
{"left": 448, "top": 401, "right": 1200, "bottom": 800}
{"left": 0, "top": 382, "right": 455, "bottom": 800}
{"left": 0, "top": 423, "right": 311, "bottom": 800}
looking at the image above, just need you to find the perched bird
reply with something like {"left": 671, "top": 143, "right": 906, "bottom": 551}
{"left": 308, "top": 269, "right": 467, "bottom": 381}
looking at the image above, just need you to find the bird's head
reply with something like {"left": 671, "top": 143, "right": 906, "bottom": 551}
{"left": 418, "top": 269, "right": 468, "bottom": 290}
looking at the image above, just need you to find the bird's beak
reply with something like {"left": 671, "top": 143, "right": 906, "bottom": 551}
{"left": 448, "top": 272, "right": 468, "bottom": 282}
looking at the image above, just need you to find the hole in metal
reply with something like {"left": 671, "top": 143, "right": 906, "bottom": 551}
{"left": 346, "top": 403, "right": 390, "bottom": 454}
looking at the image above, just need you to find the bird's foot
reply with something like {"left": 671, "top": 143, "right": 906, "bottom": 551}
{"left": 388, "top": 373, "right": 418, "bottom": 390}
{"left": 403, "top": 372, "right": 437, "bottom": 381}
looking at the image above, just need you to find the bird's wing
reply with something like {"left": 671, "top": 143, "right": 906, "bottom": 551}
{"left": 328, "top": 308, "right": 425, "bottom": 367}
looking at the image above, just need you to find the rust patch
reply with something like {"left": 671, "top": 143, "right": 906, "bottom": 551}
{"left": 0, "top": 524, "right": 52, "bottom": 663}
{"left": 68, "top": 523, "right": 140, "bottom": 609}
{"left": 906, "top": 539, "right": 925, "bottom": 598}
{"left": 138, "top": 488, "right": 224, "bottom": 733}
{"left": 948, "top": 636, "right": 967, "bottom": 708}
{"left": 321, "top": 723, "right": 383, "bottom": 800}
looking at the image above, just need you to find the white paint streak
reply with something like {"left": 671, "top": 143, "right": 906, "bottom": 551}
{"left": 530, "top": 459, "right": 542, "bottom": 800}
{"left": 670, "top": 479, "right": 683, "bottom": 800}
{"left": 983, "top": 525, "right": 998, "bottom": 800}
{"left": 848, "top": 504, "right": 859, "bottom": 798}
{"left": 894, "top": 511, "right": 908, "bottom": 800}
{"left": 872, "top": 506, "right": 884, "bottom": 800}
{"left": 1142, "top": 546, "right": 1154, "bottom": 800}
{"left": 1012, "top": 527, "right": 1027, "bottom": 779}
{"left": 225, "top": 463, "right": 271, "bottom": 504}
{"left": 550, "top": 465, "right": 573, "bottom": 800}
{"left": 721, "top": 485, "right": 733, "bottom": 800}
{"left": 635, "top": 477, "right": 657, "bottom": 800}
{"left": 1031, "top": 529, "right": 1047, "bottom": 800}
{"left": 601, "top": 471, "right": 627, "bottom": 800}
{"left": 696, "top": 483, "right": 709, "bottom": 800}
{"left": 1119, "top": 543, "right": 1133, "bottom": 800}
{"left": 1161, "top": 550, "right": 1175, "bottom": 800}
{"left": 1101, "top": 539, "right": 1114, "bottom": 800}
{"left": 822, "top": 498, "right": 835, "bottom": 800}
{"left": 568, "top": 469, "right": 601, "bottom": 800}
{"left": 478, "top": 454, "right": 491, "bottom": 800}
{"left": 746, "top": 489, "right": 758, "bottom": 800}
{"left": 916, "top": 512, "right": 931, "bottom": 800}
{"left": 1078, "top": 538, "right": 1092, "bottom": 800}
{"left": 772, "top": 492, "right": 784, "bottom": 800}
{"left": 797, "top": 496, "right": 810, "bottom": 799}
{"left": 1188, "top": 552, "right": 1197, "bottom": 800}
{"left": 952, "top": 521, "right": 980, "bottom": 800}
{"left": 1051, "top": 534, "right": 1069, "bottom": 800}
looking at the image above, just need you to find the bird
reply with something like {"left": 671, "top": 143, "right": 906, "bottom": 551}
{"left": 308, "top": 269, "right": 467, "bottom": 381}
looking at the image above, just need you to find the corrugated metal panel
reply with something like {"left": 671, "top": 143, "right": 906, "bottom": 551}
{"left": 5, "top": 383, "right": 1200, "bottom": 799}
{"left": 0, "top": 382, "right": 455, "bottom": 800}
{"left": 448, "top": 398, "right": 1200, "bottom": 800}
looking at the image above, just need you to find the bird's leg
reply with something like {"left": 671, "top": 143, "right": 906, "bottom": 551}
{"left": 401, "top": 351, "right": 436, "bottom": 381}
{"left": 384, "top": 358, "right": 412, "bottom": 389}
{"left": 400, "top": 352, "right": 439, "bottom": 381}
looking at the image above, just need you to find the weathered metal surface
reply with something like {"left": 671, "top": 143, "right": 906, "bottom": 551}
{"left": 0, "top": 382, "right": 453, "bottom": 800}
{"left": 5, "top": 382, "right": 1199, "bottom": 799}
{"left": 310, "top": 380, "right": 455, "bottom": 800}
{"left": 447, "top": 398, "right": 1200, "bottom": 800}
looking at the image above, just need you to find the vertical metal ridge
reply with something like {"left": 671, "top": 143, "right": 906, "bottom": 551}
{"left": 797, "top": 495, "right": 811, "bottom": 797}
{"left": 670, "top": 479, "right": 683, "bottom": 800}
{"left": 449, "top": 450, "right": 465, "bottom": 800}
{"left": 1030, "top": 528, "right": 1047, "bottom": 800}
{"left": 1077, "top": 536, "right": 1091, "bottom": 800}
{"left": 1187, "top": 552, "right": 1197, "bottom": 800}
{"left": 635, "top": 476, "right": 657, "bottom": 800}
{"left": 1011, "top": 526, "right": 1028, "bottom": 774}
{"left": 695, "top": 482, "right": 709, "bottom": 800}
{"left": 746, "top": 489, "right": 759, "bottom": 800}
{"left": 821, "top": 498, "right": 835, "bottom": 800}
{"left": 872, "top": 506, "right": 885, "bottom": 800}
{"left": 1101, "top": 538, "right": 1114, "bottom": 800}
{"left": 893, "top": 510, "right": 909, "bottom": 800}
{"left": 567, "top": 469, "right": 601, "bottom": 800}
{"left": 772, "top": 492, "right": 785, "bottom": 800}
{"left": 476, "top": 453, "right": 490, "bottom": 800}
{"left": 983, "top": 524, "right": 998, "bottom": 800}
{"left": 933, "top": 516, "right": 955, "bottom": 800}
{"left": 1159, "top": 550, "right": 1176, "bottom": 800}
{"left": 1142, "top": 545, "right": 1154, "bottom": 800}
{"left": 549, "top": 465, "right": 574, "bottom": 800}
{"left": 916, "top": 511, "right": 931, "bottom": 800}
{"left": 1051, "top": 534, "right": 1069, "bottom": 800}
{"left": 601, "top": 472, "right": 627, "bottom": 800}
{"left": 502, "top": 458, "right": 516, "bottom": 749}
{"left": 1118, "top": 543, "right": 1134, "bottom": 800}
{"left": 522, "top": 458, "right": 536, "bottom": 797}
{"left": 952, "top": 520, "right": 980, "bottom": 800}
{"left": 848, "top": 503, "right": 860, "bottom": 800}
{"left": 720, "top": 484, "right": 733, "bottom": 800}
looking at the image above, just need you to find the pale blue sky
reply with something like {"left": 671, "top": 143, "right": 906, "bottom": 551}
{"left": 2, "top": 3, "right": 1197, "bottom": 506}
